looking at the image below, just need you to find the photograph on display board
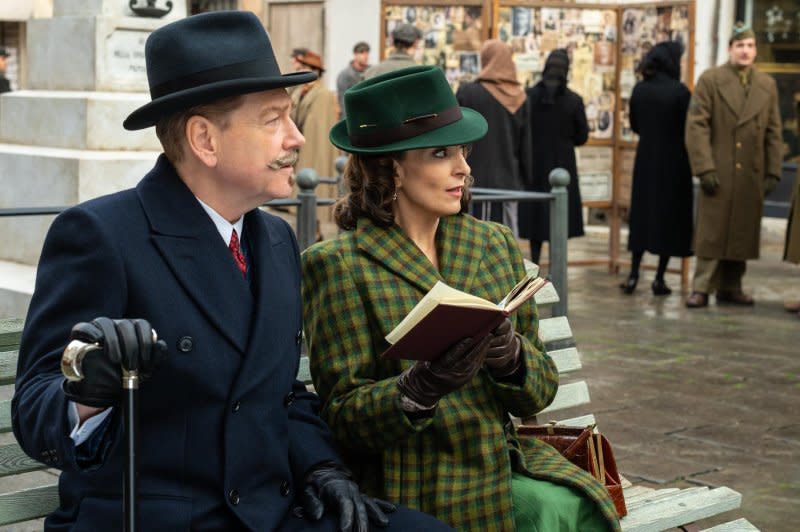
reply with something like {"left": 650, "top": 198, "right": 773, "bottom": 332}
{"left": 497, "top": 5, "right": 618, "bottom": 143}
{"left": 619, "top": 5, "right": 691, "bottom": 141}
{"left": 383, "top": 4, "right": 484, "bottom": 91}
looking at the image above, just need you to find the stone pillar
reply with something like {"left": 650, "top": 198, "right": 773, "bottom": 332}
{"left": 0, "top": 0, "right": 186, "bottom": 317}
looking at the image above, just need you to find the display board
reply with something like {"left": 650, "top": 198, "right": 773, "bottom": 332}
{"left": 381, "top": 1, "right": 490, "bottom": 91}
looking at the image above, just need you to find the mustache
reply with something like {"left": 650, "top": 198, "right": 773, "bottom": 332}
{"left": 268, "top": 150, "right": 299, "bottom": 170}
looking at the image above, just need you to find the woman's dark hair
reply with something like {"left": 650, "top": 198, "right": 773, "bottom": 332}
{"left": 637, "top": 41, "right": 683, "bottom": 81}
{"left": 334, "top": 150, "right": 473, "bottom": 231}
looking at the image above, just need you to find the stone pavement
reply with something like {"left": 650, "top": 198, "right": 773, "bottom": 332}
{"left": 542, "top": 225, "right": 800, "bottom": 531}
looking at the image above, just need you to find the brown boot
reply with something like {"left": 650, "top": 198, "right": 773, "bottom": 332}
{"left": 685, "top": 291, "right": 708, "bottom": 308}
{"left": 716, "top": 290, "right": 754, "bottom": 306}
{"left": 784, "top": 300, "right": 800, "bottom": 313}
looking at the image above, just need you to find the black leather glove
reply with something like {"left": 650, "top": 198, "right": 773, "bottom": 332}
{"left": 484, "top": 319, "right": 522, "bottom": 378}
{"left": 302, "top": 462, "right": 395, "bottom": 532}
{"left": 396, "top": 335, "right": 492, "bottom": 408}
{"left": 699, "top": 171, "right": 719, "bottom": 195}
{"left": 62, "top": 317, "right": 168, "bottom": 407}
{"left": 764, "top": 175, "right": 779, "bottom": 197}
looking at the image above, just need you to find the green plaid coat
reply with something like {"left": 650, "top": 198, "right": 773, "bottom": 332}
{"left": 302, "top": 214, "right": 620, "bottom": 532}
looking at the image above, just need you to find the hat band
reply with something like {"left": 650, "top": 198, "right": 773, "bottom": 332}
{"left": 150, "top": 57, "right": 277, "bottom": 99}
{"left": 349, "top": 106, "right": 463, "bottom": 148}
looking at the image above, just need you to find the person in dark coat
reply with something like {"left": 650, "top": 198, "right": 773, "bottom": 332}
{"left": 619, "top": 41, "right": 693, "bottom": 296}
{"left": 11, "top": 12, "right": 451, "bottom": 532}
{"left": 0, "top": 47, "right": 11, "bottom": 93}
{"left": 520, "top": 49, "right": 588, "bottom": 263}
{"left": 456, "top": 39, "right": 532, "bottom": 236}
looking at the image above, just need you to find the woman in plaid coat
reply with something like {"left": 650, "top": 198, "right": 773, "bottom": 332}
{"left": 302, "top": 66, "right": 620, "bottom": 531}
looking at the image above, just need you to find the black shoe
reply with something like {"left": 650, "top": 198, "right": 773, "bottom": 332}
{"left": 651, "top": 278, "right": 672, "bottom": 296}
{"left": 619, "top": 274, "right": 638, "bottom": 294}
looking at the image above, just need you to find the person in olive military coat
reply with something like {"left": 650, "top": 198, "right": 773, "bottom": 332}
{"left": 685, "top": 23, "right": 783, "bottom": 308}
{"left": 302, "top": 66, "right": 620, "bottom": 531}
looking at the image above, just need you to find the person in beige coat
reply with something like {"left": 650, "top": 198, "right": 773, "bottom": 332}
{"left": 685, "top": 23, "right": 783, "bottom": 308}
{"left": 784, "top": 100, "right": 800, "bottom": 318}
{"left": 290, "top": 49, "right": 339, "bottom": 181}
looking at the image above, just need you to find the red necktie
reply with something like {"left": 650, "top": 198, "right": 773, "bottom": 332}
{"left": 229, "top": 229, "right": 247, "bottom": 278}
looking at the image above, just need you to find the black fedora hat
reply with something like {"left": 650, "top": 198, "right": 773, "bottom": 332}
{"left": 123, "top": 11, "right": 316, "bottom": 130}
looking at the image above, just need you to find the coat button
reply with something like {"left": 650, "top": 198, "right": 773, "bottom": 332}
{"left": 736, "top": 162, "right": 742, "bottom": 169}
{"left": 283, "top": 392, "right": 295, "bottom": 407}
{"left": 280, "top": 481, "right": 291, "bottom": 497}
{"left": 228, "top": 488, "right": 240, "bottom": 505}
{"left": 736, "top": 142, "right": 742, "bottom": 149}
{"left": 232, "top": 400, "right": 241, "bottom": 413}
{"left": 177, "top": 336, "right": 193, "bottom": 352}
{"left": 292, "top": 506, "right": 305, "bottom": 518}
{"left": 295, "top": 330, "right": 303, "bottom": 346}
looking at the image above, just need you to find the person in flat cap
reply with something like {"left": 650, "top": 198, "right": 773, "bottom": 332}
{"left": 0, "top": 47, "right": 11, "bottom": 94}
{"left": 684, "top": 22, "right": 783, "bottom": 308}
{"left": 336, "top": 42, "right": 371, "bottom": 118}
{"left": 364, "top": 23, "right": 421, "bottom": 79}
{"left": 290, "top": 49, "right": 340, "bottom": 185}
{"left": 12, "top": 11, "right": 451, "bottom": 532}
{"left": 301, "top": 65, "right": 621, "bottom": 531}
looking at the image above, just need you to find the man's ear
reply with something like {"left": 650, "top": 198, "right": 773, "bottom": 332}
{"left": 185, "top": 115, "right": 218, "bottom": 168}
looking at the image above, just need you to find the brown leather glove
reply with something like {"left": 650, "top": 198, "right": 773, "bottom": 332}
{"left": 484, "top": 318, "right": 522, "bottom": 378}
{"left": 699, "top": 171, "right": 719, "bottom": 195}
{"left": 396, "top": 335, "right": 492, "bottom": 408}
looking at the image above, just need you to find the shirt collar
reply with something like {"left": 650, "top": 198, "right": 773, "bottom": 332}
{"left": 194, "top": 196, "right": 245, "bottom": 245}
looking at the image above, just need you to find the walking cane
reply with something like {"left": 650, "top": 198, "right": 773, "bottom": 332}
{"left": 62, "top": 329, "right": 158, "bottom": 532}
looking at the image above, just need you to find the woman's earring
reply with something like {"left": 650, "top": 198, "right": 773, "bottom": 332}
{"left": 393, "top": 192, "right": 398, "bottom": 201}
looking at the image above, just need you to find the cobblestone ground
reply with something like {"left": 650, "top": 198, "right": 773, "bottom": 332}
{"left": 544, "top": 227, "right": 800, "bottom": 531}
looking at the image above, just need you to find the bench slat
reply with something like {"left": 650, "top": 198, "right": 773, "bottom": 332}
{"left": 538, "top": 316, "right": 572, "bottom": 345}
{"left": 0, "top": 443, "right": 47, "bottom": 477}
{"left": 0, "top": 350, "right": 18, "bottom": 386}
{"left": 0, "top": 319, "right": 24, "bottom": 351}
{"left": 538, "top": 380, "right": 590, "bottom": 415}
{"left": 0, "top": 484, "right": 58, "bottom": 526}
{"left": 554, "top": 413, "right": 596, "bottom": 427}
{"left": 0, "top": 400, "right": 11, "bottom": 434}
{"left": 700, "top": 518, "right": 760, "bottom": 531}
{"left": 549, "top": 347, "right": 581, "bottom": 374}
{"left": 533, "top": 282, "right": 559, "bottom": 308}
{"left": 620, "top": 486, "right": 742, "bottom": 532}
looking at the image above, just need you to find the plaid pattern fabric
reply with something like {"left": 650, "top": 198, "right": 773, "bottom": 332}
{"left": 302, "top": 214, "right": 620, "bottom": 531}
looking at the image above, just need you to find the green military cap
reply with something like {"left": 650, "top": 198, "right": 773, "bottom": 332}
{"left": 729, "top": 21, "right": 755, "bottom": 44}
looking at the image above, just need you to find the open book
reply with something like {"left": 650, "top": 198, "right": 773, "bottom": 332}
{"left": 382, "top": 272, "right": 548, "bottom": 361}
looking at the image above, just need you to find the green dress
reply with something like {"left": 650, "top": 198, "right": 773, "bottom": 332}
{"left": 302, "top": 213, "right": 621, "bottom": 531}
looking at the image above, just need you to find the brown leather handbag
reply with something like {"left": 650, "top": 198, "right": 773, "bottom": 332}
{"left": 517, "top": 423, "right": 627, "bottom": 518}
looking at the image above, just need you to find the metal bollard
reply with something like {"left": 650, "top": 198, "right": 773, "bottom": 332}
{"left": 548, "top": 168, "right": 570, "bottom": 317}
{"left": 295, "top": 168, "right": 320, "bottom": 251}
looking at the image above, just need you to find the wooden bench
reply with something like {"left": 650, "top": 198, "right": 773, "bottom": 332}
{"left": 0, "top": 272, "right": 759, "bottom": 529}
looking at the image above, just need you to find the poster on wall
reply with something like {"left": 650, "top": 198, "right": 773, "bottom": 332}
{"left": 497, "top": 5, "right": 618, "bottom": 141}
{"left": 619, "top": 5, "right": 691, "bottom": 141}
{"left": 383, "top": 5, "right": 484, "bottom": 91}
{"left": 576, "top": 146, "right": 614, "bottom": 202}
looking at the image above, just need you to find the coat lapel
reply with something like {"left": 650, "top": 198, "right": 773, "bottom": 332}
{"left": 717, "top": 66, "right": 745, "bottom": 118}
{"left": 137, "top": 156, "right": 254, "bottom": 354}
{"left": 356, "top": 217, "right": 443, "bottom": 294}
{"left": 437, "top": 214, "right": 490, "bottom": 294}
{"left": 738, "top": 72, "right": 769, "bottom": 126}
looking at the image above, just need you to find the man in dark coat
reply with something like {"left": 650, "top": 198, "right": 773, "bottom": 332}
{"left": 684, "top": 23, "right": 783, "bottom": 308}
{"left": 11, "top": 12, "right": 451, "bottom": 532}
{"left": 456, "top": 39, "right": 532, "bottom": 237}
{"left": 520, "top": 49, "right": 588, "bottom": 263}
{"left": 620, "top": 41, "right": 693, "bottom": 296}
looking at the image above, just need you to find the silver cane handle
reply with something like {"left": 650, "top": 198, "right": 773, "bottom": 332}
{"left": 61, "top": 329, "right": 159, "bottom": 382}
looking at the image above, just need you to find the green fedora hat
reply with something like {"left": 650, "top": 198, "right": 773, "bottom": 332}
{"left": 330, "top": 65, "right": 488, "bottom": 154}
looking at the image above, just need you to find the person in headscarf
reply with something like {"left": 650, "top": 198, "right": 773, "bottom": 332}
{"left": 619, "top": 41, "right": 693, "bottom": 296}
{"left": 520, "top": 49, "right": 588, "bottom": 264}
{"left": 456, "top": 39, "right": 533, "bottom": 236}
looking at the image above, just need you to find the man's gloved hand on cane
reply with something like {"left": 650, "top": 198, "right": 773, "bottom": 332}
{"left": 396, "top": 335, "right": 492, "bottom": 410}
{"left": 302, "top": 462, "right": 396, "bottom": 532}
{"left": 62, "top": 317, "right": 168, "bottom": 407}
